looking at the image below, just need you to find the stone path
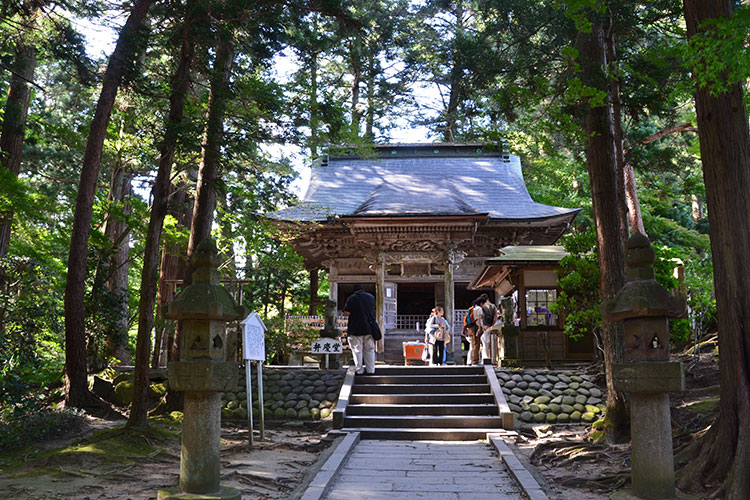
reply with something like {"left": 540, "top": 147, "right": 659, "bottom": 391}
{"left": 321, "top": 440, "right": 524, "bottom": 500}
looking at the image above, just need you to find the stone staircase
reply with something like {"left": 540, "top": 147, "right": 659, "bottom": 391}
{"left": 339, "top": 365, "right": 511, "bottom": 440}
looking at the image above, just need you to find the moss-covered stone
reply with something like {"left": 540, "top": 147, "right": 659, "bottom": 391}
{"left": 581, "top": 412, "right": 596, "bottom": 422}
{"left": 320, "top": 408, "right": 332, "bottom": 419}
{"left": 534, "top": 395, "right": 550, "bottom": 405}
{"left": 546, "top": 413, "right": 557, "bottom": 423}
{"left": 573, "top": 403, "right": 585, "bottom": 412}
{"left": 533, "top": 412, "right": 546, "bottom": 423}
{"left": 529, "top": 403, "right": 540, "bottom": 413}
{"left": 520, "top": 411, "right": 533, "bottom": 422}
{"left": 585, "top": 404, "right": 601, "bottom": 414}
{"left": 561, "top": 404, "right": 575, "bottom": 414}
{"left": 548, "top": 403, "right": 561, "bottom": 414}
{"left": 311, "top": 408, "right": 321, "bottom": 420}
{"left": 114, "top": 380, "right": 134, "bottom": 405}
{"left": 570, "top": 411, "right": 582, "bottom": 422}
{"left": 285, "top": 408, "right": 298, "bottom": 418}
{"left": 298, "top": 408, "right": 311, "bottom": 419}
{"left": 557, "top": 413, "right": 570, "bottom": 423}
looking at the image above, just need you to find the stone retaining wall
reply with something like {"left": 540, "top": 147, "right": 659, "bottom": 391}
{"left": 221, "top": 367, "right": 345, "bottom": 421}
{"left": 497, "top": 369, "right": 606, "bottom": 424}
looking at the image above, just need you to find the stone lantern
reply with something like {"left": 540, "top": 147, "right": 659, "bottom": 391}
{"left": 601, "top": 233, "right": 687, "bottom": 500}
{"left": 158, "top": 239, "right": 246, "bottom": 500}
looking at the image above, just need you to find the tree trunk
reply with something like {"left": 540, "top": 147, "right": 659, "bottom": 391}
{"left": 365, "top": 51, "right": 375, "bottom": 140}
{"left": 0, "top": 42, "right": 36, "bottom": 258}
{"left": 128, "top": 3, "right": 198, "bottom": 427}
{"left": 186, "top": 28, "right": 234, "bottom": 266}
{"left": 443, "top": 0, "right": 464, "bottom": 143}
{"left": 623, "top": 163, "right": 646, "bottom": 235}
{"left": 64, "top": 0, "right": 153, "bottom": 409}
{"left": 575, "top": 19, "right": 629, "bottom": 443}
{"left": 678, "top": 2, "right": 750, "bottom": 498}
{"left": 152, "top": 180, "right": 193, "bottom": 367}
{"left": 350, "top": 37, "right": 362, "bottom": 136}
{"left": 605, "top": 23, "right": 632, "bottom": 241}
{"left": 309, "top": 50, "right": 320, "bottom": 159}
{"left": 104, "top": 165, "right": 132, "bottom": 365}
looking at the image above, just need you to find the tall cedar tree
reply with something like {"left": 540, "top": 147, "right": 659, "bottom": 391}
{"left": 678, "top": 1, "right": 750, "bottom": 498}
{"left": 186, "top": 25, "right": 234, "bottom": 263}
{"left": 574, "top": 9, "right": 629, "bottom": 442}
{"left": 127, "top": 0, "right": 203, "bottom": 428}
{"left": 0, "top": 41, "right": 36, "bottom": 258}
{"left": 63, "top": 0, "right": 154, "bottom": 408}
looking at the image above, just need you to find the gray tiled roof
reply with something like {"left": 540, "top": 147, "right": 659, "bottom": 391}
{"left": 270, "top": 153, "right": 578, "bottom": 222}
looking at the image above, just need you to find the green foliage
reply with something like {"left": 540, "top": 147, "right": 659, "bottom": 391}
{"left": 0, "top": 404, "right": 85, "bottom": 452}
{"left": 550, "top": 228, "right": 600, "bottom": 341}
{"left": 683, "top": 5, "right": 750, "bottom": 97}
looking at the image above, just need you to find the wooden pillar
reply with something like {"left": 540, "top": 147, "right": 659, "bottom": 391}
{"left": 308, "top": 268, "right": 319, "bottom": 315}
{"left": 375, "top": 253, "right": 385, "bottom": 353}
{"left": 328, "top": 261, "right": 338, "bottom": 310}
{"left": 444, "top": 251, "right": 457, "bottom": 362}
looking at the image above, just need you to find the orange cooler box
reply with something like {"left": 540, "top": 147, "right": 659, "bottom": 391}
{"left": 403, "top": 342, "right": 428, "bottom": 365}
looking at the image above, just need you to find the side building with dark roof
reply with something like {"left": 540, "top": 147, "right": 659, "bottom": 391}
{"left": 268, "top": 143, "right": 580, "bottom": 364}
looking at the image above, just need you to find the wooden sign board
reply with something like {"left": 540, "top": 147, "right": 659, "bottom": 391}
{"left": 311, "top": 338, "right": 343, "bottom": 355}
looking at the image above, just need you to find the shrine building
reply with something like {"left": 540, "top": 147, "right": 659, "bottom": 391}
{"left": 270, "top": 143, "right": 581, "bottom": 363}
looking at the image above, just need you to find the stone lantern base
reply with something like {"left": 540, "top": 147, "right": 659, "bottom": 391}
{"left": 157, "top": 486, "right": 241, "bottom": 500}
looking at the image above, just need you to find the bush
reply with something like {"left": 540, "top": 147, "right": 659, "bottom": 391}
{"left": 0, "top": 398, "right": 86, "bottom": 452}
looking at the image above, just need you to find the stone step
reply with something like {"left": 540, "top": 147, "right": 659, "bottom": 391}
{"left": 339, "top": 427, "right": 504, "bottom": 441}
{"left": 354, "top": 374, "right": 488, "bottom": 385}
{"left": 352, "top": 383, "right": 490, "bottom": 395}
{"left": 371, "top": 366, "right": 484, "bottom": 375}
{"left": 349, "top": 393, "right": 495, "bottom": 405}
{"left": 343, "top": 415, "right": 505, "bottom": 428}
{"left": 345, "top": 403, "right": 498, "bottom": 416}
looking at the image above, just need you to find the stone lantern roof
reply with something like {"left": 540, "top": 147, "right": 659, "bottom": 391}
{"left": 166, "top": 239, "right": 246, "bottom": 321}
{"left": 601, "top": 233, "right": 687, "bottom": 322}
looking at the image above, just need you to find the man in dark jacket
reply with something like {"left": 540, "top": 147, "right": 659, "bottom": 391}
{"left": 343, "top": 284, "right": 376, "bottom": 375}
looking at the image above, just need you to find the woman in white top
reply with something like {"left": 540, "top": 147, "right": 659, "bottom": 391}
{"left": 424, "top": 306, "right": 451, "bottom": 366}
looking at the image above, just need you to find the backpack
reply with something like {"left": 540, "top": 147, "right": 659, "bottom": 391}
{"left": 463, "top": 308, "right": 476, "bottom": 327}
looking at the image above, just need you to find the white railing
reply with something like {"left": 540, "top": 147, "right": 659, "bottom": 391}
{"left": 395, "top": 315, "right": 430, "bottom": 330}
{"left": 286, "top": 315, "right": 348, "bottom": 330}
{"left": 453, "top": 309, "right": 468, "bottom": 334}
{"left": 287, "top": 311, "right": 468, "bottom": 335}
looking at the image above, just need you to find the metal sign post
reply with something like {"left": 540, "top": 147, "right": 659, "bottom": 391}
{"left": 240, "top": 313, "right": 267, "bottom": 448}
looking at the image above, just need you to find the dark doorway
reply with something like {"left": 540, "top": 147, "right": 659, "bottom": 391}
{"left": 338, "top": 283, "right": 375, "bottom": 309}
{"left": 455, "top": 284, "right": 495, "bottom": 309}
{"left": 397, "top": 283, "right": 435, "bottom": 316}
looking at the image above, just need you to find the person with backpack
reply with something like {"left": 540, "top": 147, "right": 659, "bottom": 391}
{"left": 464, "top": 297, "right": 485, "bottom": 365}
{"left": 480, "top": 293, "right": 498, "bottom": 364}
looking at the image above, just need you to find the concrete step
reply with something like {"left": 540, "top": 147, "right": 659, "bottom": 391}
{"left": 349, "top": 393, "right": 495, "bottom": 405}
{"left": 345, "top": 403, "right": 498, "bottom": 416}
{"left": 371, "top": 366, "right": 484, "bottom": 375}
{"left": 343, "top": 415, "right": 505, "bottom": 428}
{"left": 352, "top": 383, "right": 490, "bottom": 394}
{"left": 339, "top": 427, "right": 504, "bottom": 441}
{"left": 354, "top": 374, "right": 488, "bottom": 385}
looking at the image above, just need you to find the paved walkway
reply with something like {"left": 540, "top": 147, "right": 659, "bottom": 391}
{"left": 321, "top": 440, "right": 525, "bottom": 500}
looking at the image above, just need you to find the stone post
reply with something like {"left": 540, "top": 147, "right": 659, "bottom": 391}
{"left": 321, "top": 299, "right": 341, "bottom": 368}
{"left": 499, "top": 296, "right": 519, "bottom": 364}
{"left": 158, "top": 239, "right": 246, "bottom": 500}
{"left": 601, "top": 234, "right": 687, "bottom": 500}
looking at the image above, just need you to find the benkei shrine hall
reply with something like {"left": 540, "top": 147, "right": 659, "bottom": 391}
{"left": 270, "top": 143, "right": 595, "bottom": 364}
